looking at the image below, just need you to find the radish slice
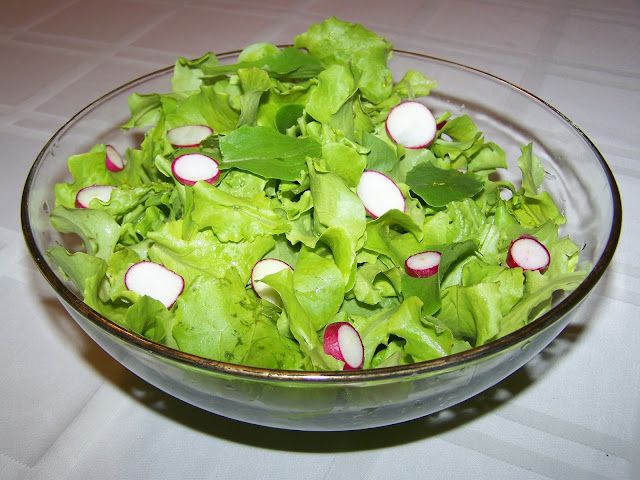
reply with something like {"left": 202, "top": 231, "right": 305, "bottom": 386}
{"left": 105, "top": 144, "right": 125, "bottom": 172}
{"left": 405, "top": 250, "right": 441, "bottom": 278}
{"left": 251, "top": 258, "right": 293, "bottom": 308}
{"left": 323, "top": 322, "right": 364, "bottom": 370}
{"left": 171, "top": 153, "right": 220, "bottom": 186}
{"left": 124, "top": 261, "right": 184, "bottom": 308}
{"left": 75, "top": 185, "right": 116, "bottom": 209}
{"left": 499, "top": 188, "right": 513, "bottom": 201}
{"left": 167, "top": 125, "right": 213, "bottom": 147}
{"left": 506, "top": 235, "right": 550, "bottom": 272}
{"left": 385, "top": 101, "right": 437, "bottom": 149}
{"left": 356, "top": 170, "right": 406, "bottom": 219}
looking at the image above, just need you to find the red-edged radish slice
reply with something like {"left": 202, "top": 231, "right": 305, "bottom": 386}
{"left": 506, "top": 235, "right": 550, "bottom": 272}
{"left": 405, "top": 250, "right": 441, "bottom": 278}
{"left": 356, "top": 170, "right": 406, "bottom": 219}
{"left": 124, "top": 261, "right": 184, "bottom": 308}
{"left": 75, "top": 185, "right": 116, "bottom": 209}
{"left": 171, "top": 153, "right": 220, "bottom": 186}
{"left": 385, "top": 101, "right": 437, "bottom": 149}
{"left": 167, "top": 124, "right": 213, "bottom": 147}
{"left": 105, "top": 144, "right": 125, "bottom": 172}
{"left": 323, "top": 322, "right": 364, "bottom": 370}
{"left": 251, "top": 258, "right": 293, "bottom": 308}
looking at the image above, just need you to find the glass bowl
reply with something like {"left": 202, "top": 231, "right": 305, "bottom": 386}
{"left": 21, "top": 49, "right": 621, "bottom": 431}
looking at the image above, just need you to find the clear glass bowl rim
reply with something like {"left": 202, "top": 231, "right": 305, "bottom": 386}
{"left": 20, "top": 48, "right": 623, "bottom": 384}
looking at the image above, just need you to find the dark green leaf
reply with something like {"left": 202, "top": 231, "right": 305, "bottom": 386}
{"left": 274, "top": 104, "right": 304, "bottom": 134}
{"left": 406, "top": 162, "right": 484, "bottom": 207}
{"left": 219, "top": 125, "right": 321, "bottom": 181}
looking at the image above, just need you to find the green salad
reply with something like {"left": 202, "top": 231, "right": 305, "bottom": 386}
{"left": 48, "top": 17, "right": 586, "bottom": 371}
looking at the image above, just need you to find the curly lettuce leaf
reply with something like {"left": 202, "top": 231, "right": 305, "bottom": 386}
{"left": 50, "top": 206, "right": 121, "bottom": 261}
{"left": 172, "top": 272, "right": 305, "bottom": 369}
{"left": 261, "top": 267, "right": 343, "bottom": 370}
{"left": 294, "top": 17, "right": 394, "bottom": 104}
{"left": 518, "top": 142, "right": 546, "bottom": 196}
{"left": 353, "top": 296, "right": 454, "bottom": 368}
{"left": 147, "top": 220, "right": 274, "bottom": 285}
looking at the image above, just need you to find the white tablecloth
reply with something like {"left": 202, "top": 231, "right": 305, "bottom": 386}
{"left": 2, "top": 1, "right": 638, "bottom": 478}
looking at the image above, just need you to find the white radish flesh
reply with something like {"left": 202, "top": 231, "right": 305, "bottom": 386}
{"left": 405, "top": 250, "right": 441, "bottom": 278}
{"left": 385, "top": 101, "right": 437, "bottom": 149}
{"left": 124, "top": 261, "right": 184, "bottom": 308}
{"left": 499, "top": 188, "right": 513, "bottom": 201}
{"left": 167, "top": 125, "right": 213, "bottom": 147}
{"left": 171, "top": 153, "right": 220, "bottom": 186}
{"left": 251, "top": 258, "right": 293, "bottom": 308}
{"left": 323, "top": 322, "right": 364, "bottom": 370}
{"left": 75, "top": 185, "right": 116, "bottom": 209}
{"left": 506, "top": 235, "right": 550, "bottom": 272}
{"left": 356, "top": 170, "right": 405, "bottom": 219}
{"left": 105, "top": 144, "right": 125, "bottom": 172}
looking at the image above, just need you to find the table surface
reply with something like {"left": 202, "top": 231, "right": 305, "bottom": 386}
{"left": 2, "top": 1, "right": 639, "bottom": 479}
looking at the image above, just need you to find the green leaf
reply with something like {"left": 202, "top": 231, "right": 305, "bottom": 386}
{"left": 512, "top": 191, "right": 566, "bottom": 227}
{"left": 121, "top": 92, "right": 164, "bottom": 130}
{"left": 393, "top": 70, "right": 438, "bottom": 99}
{"left": 319, "top": 141, "right": 366, "bottom": 188}
{"left": 195, "top": 46, "right": 324, "bottom": 81}
{"left": 147, "top": 220, "right": 274, "bottom": 285}
{"left": 173, "top": 272, "right": 305, "bottom": 369}
{"left": 171, "top": 51, "right": 221, "bottom": 93}
{"left": 467, "top": 141, "right": 507, "bottom": 175}
{"left": 236, "top": 67, "right": 271, "bottom": 127}
{"left": 518, "top": 142, "right": 545, "bottom": 196}
{"left": 401, "top": 240, "right": 477, "bottom": 316}
{"left": 125, "top": 295, "right": 177, "bottom": 345}
{"left": 191, "top": 182, "right": 289, "bottom": 242}
{"left": 388, "top": 300, "right": 454, "bottom": 361}
{"left": 306, "top": 64, "right": 357, "bottom": 124}
{"left": 308, "top": 162, "right": 366, "bottom": 244}
{"left": 499, "top": 270, "right": 586, "bottom": 336}
{"left": 261, "top": 267, "right": 343, "bottom": 370}
{"left": 50, "top": 206, "right": 121, "bottom": 261}
{"left": 362, "top": 131, "right": 397, "bottom": 173}
{"left": 294, "top": 17, "right": 394, "bottom": 103}
{"left": 462, "top": 259, "right": 525, "bottom": 315}
{"left": 406, "top": 162, "right": 484, "bottom": 207}
{"left": 353, "top": 296, "right": 454, "bottom": 368}
{"left": 293, "top": 248, "right": 344, "bottom": 330}
{"left": 53, "top": 144, "right": 122, "bottom": 208}
{"left": 165, "top": 84, "right": 239, "bottom": 135}
{"left": 439, "top": 282, "right": 503, "bottom": 346}
{"left": 317, "top": 226, "right": 358, "bottom": 292}
{"left": 219, "top": 125, "right": 321, "bottom": 181}
{"left": 46, "top": 247, "right": 130, "bottom": 327}
{"left": 274, "top": 104, "right": 304, "bottom": 134}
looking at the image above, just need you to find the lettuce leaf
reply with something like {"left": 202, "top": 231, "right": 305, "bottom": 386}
{"left": 173, "top": 272, "right": 305, "bottom": 369}
{"left": 219, "top": 125, "right": 320, "bottom": 181}
{"left": 294, "top": 17, "right": 393, "bottom": 103}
